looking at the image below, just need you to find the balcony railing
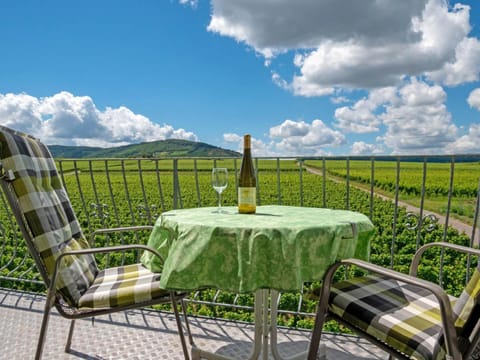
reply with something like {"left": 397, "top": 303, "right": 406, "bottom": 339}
{"left": 1, "top": 154, "right": 479, "bottom": 329}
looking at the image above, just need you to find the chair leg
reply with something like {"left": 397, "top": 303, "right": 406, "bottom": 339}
{"left": 307, "top": 287, "right": 330, "bottom": 360}
{"left": 35, "top": 290, "right": 56, "bottom": 360}
{"left": 181, "top": 299, "right": 195, "bottom": 346}
{"left": 307, "top": 264, "right": 342, "bottom": 360}
{"left": 65, "top": 320, "right": 76, "bottom": 353}
{"left": 307, "top": 311, "right": 328, "bottom": 360}
{"left": 171, "top": 293, "right": 190, "bottom": 360}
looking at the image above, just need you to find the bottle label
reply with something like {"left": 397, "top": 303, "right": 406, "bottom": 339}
{"left": 238, "top": 187, "right": 256, "bottom": 213}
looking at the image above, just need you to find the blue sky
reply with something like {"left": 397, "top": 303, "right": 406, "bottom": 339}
{"left": 1, "top": 0, "right": 480, "bottom": 156}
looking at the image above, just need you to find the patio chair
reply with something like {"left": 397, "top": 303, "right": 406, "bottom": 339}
{"left": 307, "top": 242, "right": 480, "bottom": 360}
{"left": 0, "top": 125, "right": 193, "bottom": 360}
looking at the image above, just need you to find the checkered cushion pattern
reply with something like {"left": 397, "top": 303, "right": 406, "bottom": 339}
{"left": 0, "top": 126, "right": 98, "bottom": 306}
{"left": 79, "top": 263, "right": 170, "bottom": 309}
{"left": 329, "top": 274, "right": 457, "bottom": 360}
{"left": 452, "top": 264, "right": 480, "bottom": 346}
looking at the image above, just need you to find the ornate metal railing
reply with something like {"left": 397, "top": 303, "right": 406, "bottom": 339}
{"left": 1, "top": 155, "right": 479, "bottom": 326}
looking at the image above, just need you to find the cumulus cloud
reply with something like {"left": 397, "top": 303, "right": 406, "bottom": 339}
{"left": 225, "top": 118, "right": 345, "bottom": 156}
{"left": 223, "top": 78, "right": 474, "bottom": 156}
{"left": 468, "top": 88, "right": 480, "bottom": 110}
{"left": 224, "top": 134, "right": 277, "bottom": 157}
{"left": 208, "top": 0, "right": 427, "bottom": 57}
{"left": 333, "top": 79, "right": 459, "bottom": 154}
{"left": 0, "top": 91, "right": 197, "bottom": 147}
{"left": 0, "top": 93, "right": 43, "bottom": 134}
{"left": 427, "top": 37, "right": 480, "bottom": 85}
{"left": 223, "top": 133, "right": 242, "bottom": 143}
{"left": 445, "top": 123, "right": 480, "bottom": 153}
{"left": 380, "top": 79, "right": 457, "bottom": 154}
{"left": 270, "top": 119, "right": 345, "bottom": 153}
{"left": 269, "top": 119, "right": 310, "bottom": 138}
{"left": 334, "top": 87, "right": 397, "bottom": 133}
{"left": 351, "top": 141, "right": 385, "bottom": 155}
{"left": 208, "top": 0, "right": 480, "bottom": 95}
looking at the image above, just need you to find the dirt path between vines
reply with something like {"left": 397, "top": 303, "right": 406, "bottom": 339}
{"left": 304, "top": 165, "right": 479, "bottom": 242}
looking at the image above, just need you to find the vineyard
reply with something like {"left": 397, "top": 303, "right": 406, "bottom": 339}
{"left": 0, "top": 157, "right": 478, "bottom": 330}
{"left": 305, "top": 159, "right": 480, "bottom": 224}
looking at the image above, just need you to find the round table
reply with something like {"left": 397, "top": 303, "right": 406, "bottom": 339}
{"left": 142, "top": 205, "right": 374, "bottom": 293}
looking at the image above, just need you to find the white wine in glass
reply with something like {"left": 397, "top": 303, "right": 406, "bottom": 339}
{"left": 212, "top": 168, "right": 228, "bottom": 213}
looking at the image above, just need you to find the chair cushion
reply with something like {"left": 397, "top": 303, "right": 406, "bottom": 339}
{"left": 78, "top": 264, "right": 171, "bottom": 309}
{"left": 452, "top": 264, "right": 480, "bottom": 343}
{"left": 329, "top": 274, "right": 457, "bottom": 360}
{"left": 0, "top": 126, "right": 98, "bottom": 306}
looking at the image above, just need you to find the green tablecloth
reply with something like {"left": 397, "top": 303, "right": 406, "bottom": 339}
{"left": 141, "top": 205, "right": 375, "bottom": 293}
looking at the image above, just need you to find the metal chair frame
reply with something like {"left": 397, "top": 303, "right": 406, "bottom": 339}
{"left": 307, "top": 242, "right": 480, "bottom": 360}
{"left": 0, "top": 166, "right": 194, "bottom": 360}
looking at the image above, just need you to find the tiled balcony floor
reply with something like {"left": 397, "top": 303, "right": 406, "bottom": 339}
{"left": 0, "top": 288, "right": 387, "bottom": 360}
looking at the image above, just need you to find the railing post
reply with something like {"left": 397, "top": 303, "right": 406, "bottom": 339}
{"left": 276, "top": 158, "right": 282, "bottom": 205}
{"left": 173, "top": 159, "right": 179, "bottom": 210}
{"left": 322, "top": 158, "right": 326, "bottom": 208}
{"left": 369, "top": 157, "right": 374, "bottom": 219}
{"left": 299, "top": 159, "right": 304, "bottom": 207}
{"left": 345, "top": 157, "right": 350, "bottom": 210}
{"left": 390, "top": 158, "right": 401, "bottom": 269}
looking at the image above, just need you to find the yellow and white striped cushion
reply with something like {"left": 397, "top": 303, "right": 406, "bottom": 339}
{"left": 79, "top": 264, "right": 170, "bottom": 309}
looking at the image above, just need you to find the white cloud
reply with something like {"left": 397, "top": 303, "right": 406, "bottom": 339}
{"left": 351, "top": 141, "right": 385, "bottom": 155}
{"left": 332, "top": 79, "right": 459, "bottom": 154}
{"left": 39, "top": 92, "right": 108, "bottom": 140}
{"left": 334, "top": 87, "right": 397, "bottom": 133}
{"left": 224, "top": 118, "right": 345, "bottom": 156}
{"left": 269, "top": 119, "right": 310, "bottom": 138}
{"left": 270, "top": 119, "right": 345, "bottom": 152}
{"left": 445, "top": 123, "right": 480, "bottom": 153}
{"left": 330, "top": 96, "right": 349, "bottom": 105}
{"left": 379, "top": 79, "right": 457, "bottom": 154}
{"left": 223, "top": 134, "right": 276, "bottom": 157}
{"left": 0, "top": 93, "right": 43, "bottom": 134}
{"left": 271, "top": 72, "right": 290, "bottom": 91}
{"left": 207, "top": 0, "right": 480, "bottom": 95}
{"left": 0, "top": 91, "right": 198, "bottom": 147}
{"left": 223, "top": 133, "right": 242, "bottom": 143}
{"left": 179, "top": 0, "right": 198, "bottom": 7}
{"left": 427, "top": 37, "right": 480, "bottom": 85}
{"left": 467, "top": 88, "right": 480, "bottom": 110}
{"left": 272, "top": 119, "right": 344, "bottom": 155}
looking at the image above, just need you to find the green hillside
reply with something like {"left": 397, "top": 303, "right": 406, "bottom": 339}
{"left": 49, "top": 139, "right": 240, "bottom": 158}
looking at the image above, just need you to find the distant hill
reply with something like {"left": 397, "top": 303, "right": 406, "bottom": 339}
{"left": 48, "top": 139, "right": 240, "bottom": 159}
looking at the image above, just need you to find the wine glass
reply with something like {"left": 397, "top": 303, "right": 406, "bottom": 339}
{"left": 212, "top": 168, "right": 228, "bottom": 213}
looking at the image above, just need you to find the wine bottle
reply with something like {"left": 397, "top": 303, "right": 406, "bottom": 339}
{"left": 238, "top": 134, "right": 256, "bottom": 214}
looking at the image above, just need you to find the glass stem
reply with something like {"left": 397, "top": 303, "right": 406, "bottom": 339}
{"left": 218, "top": 193, "right": 221, "bottom": 209}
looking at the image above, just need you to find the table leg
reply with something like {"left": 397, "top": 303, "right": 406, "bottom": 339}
{"left": 261, "top": 290, "right": 269, "bottom": 360}
{"left": 249, "top": 289, "right": 265, "bottom": 359}
{"left": 191, "top": 289, "right": 327, "bottom": 360}
{"left": 190, "top": 290, "right": 267, "bottom": 360}
{"left": 270, "top": 290, "right": 327, "bottom": 360}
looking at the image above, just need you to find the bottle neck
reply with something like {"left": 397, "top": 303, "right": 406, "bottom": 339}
{"left": 243, "top": 135, "right": 251, "bottom": 150}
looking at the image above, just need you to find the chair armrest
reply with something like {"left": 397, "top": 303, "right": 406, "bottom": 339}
{"left": 56, "top": 243, "right": 163, "bottom": 263}
{"left": 410, "top": 242, "right": 480, "bottom": 276}
{"left": 322, "top": 258, "right": 461, "bottom": 359}
{"left": 89, "top": 225, "right": 154, "bottom": 244}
